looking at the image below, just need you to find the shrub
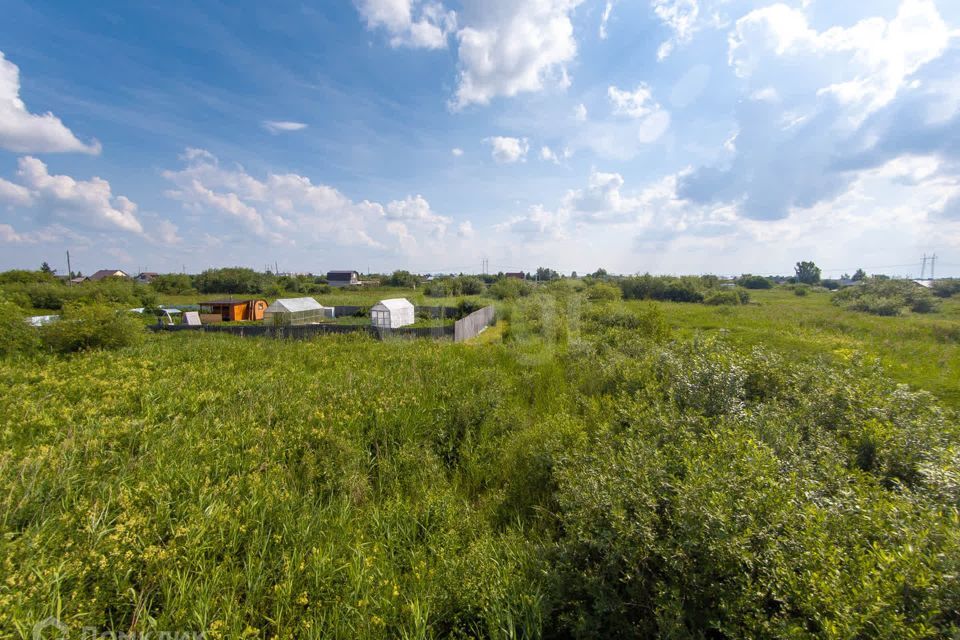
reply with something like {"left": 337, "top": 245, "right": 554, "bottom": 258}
{"left": 453, "top": 276, "right": 485, "bottom": 295}
{"left": 620, "top": 274, "right": 705, "bottom": 303}
{"left": 195, "top": 267, "right": 271, "bottom": 294}
{"left": 489, "top": 278, "right": 533, "bottom": 300}
{"left": 586, "top": 282, "right": 622, "bottom": 302}
{"left": 932, "top": 279, "right": 960, "bottom": 298}
{"left": 737, "top": 274, "right": 773, "bottom": 289}
{"left": 704, "top": 289, "right": 749, "bottom": 305}
{"left": 834, "top": 279, "right": 938, "bottom": 316}
{"left": 40, "top": 302, "right": 145, "bottom": 353}
{"left": 424, "top": 279, "right": 450, "bottom": 297}
{"left": 0, "top": 297, "right": 40, "bottom": 357}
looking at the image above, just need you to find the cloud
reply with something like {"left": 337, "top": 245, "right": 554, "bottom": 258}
{"left": 457, "top": 220, "right": 475, "bottom": 237}
{"left": 540, "top": 145, "right": 572, "bottom": 163}
{"left": 599, "top": 1, "right": 614, "bottom": 39}
{"left": 0, "top": 51, "right": 101, "bottom": 154}
{"left": 0, "top": 157, "right": 143, "bottom": 233}
{"left": 485, "top": 136, "right": 530, "bottom": 163}
{"left": 574, "top": 103, "right": 588, "bottom": 121}
{"left": 677, "top": 0, "right": 959, "bottom": 221}
{"left": 729, "top": 0, "right": 951, "bottom": 123}
{"left": 495, "top": 204, "right": 568, "bottom": 240}
{"left": 608, "top": 84, "right": 659, "bottom": 118}
{"left": 262, "top": 120, "right": 308, "bottom": 134}
{"left": 653, "top": 0, "right": 700, "bottom": 60}
{"left": 451, "top": 147, "right": 464, "bottom": 156}
{"left": 154, "top": 219, "right": 182, "bottom": 245}
{"left": 354, "top": 0, "right": 456, "bottom": 49}
{"left": 162, "top": 148, "right": 463, "bottom": 253}
{"left": 451, "top": 0, "right": 583, "bottom": 109}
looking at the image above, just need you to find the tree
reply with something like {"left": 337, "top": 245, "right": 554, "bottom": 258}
{"left": 794, "top": 261, "right": 821, "bottom": 285}
{"left": 591, "top": 268, "right": 609, "bottom": 279}
{"left": 40, "top": 262, "right": 54, "bottom": 274}
{"left": 852, "top": 268, "right": 867, "bottom": 281}
{"left": 536, "top": 267, "right": 560, "bottom": 282}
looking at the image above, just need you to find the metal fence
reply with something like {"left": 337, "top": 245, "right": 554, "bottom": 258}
{"left": 454, "top": 306, "right": 496, "bottom": 342}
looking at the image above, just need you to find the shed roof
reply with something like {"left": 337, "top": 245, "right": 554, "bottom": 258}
{"left": 265, "top": 297, "right": 324, "bottom": 313}
{"left": 327, "top": 270, "right": 359, "bottom": 278}
{"left": 372, "top": 298, "right": 414, "bottom": 312}
{"left": 201, "top": 298, "right": 263, "bottom": 306}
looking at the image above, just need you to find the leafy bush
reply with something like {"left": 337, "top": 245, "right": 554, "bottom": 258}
{"left": 737, "top": 274, "right": 773, "bottom": 289}
{"left": 424, "top": 279, "right": 450, "bottom": 297}
{"left": 0, "top": 297, "right": 40, "bottom": 357}
{"left": 490, "top": 277, "right": 533, "bottom": 300}
{"left": 150, "top": 274, "right": 195, "bottom": 295}
{"left": 703, "top": 288, "right": 749, "bottom": 305}
{"left": 453, "top": 276, "right": 485, "bottom": 295}
{"left": 194, "top": 267, "right": 271, "bottom": 294}
{"left": 620, "top": 274, "right": 705, "bottom": 303}
{"left": 586, "top": 282, "right": 622, "bottom": 301}
{"left": 40, "top": 302, "right": 145, "bottom": 353}
{"left": 932, "top": 279, "right": 960, "bottom": 298}
{"left": 834, "top": 279, "right": 938, "bottom": 316}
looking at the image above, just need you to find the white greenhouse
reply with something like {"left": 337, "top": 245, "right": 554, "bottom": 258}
{"left": 370, "top": 298, "right": 415, "bottom": 329}
{"left": 263, "top": 297, "right": 335, "bottom": 326}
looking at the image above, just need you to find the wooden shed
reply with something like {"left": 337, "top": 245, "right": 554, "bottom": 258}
{"left": 199, "top": 298, "right": 267, "bottom": 322}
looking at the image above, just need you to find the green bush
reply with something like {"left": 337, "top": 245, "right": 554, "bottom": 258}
{"left": 703, "top": 288, "right": 749, "bottom": 305}
{"left": 737, "top": 274, "right": 773, "bottom": 289}
{"left": 620, "top": 274, "right": 705, "bottom": 303}
{"left": 932, "top": 279, "right": 960, "bottom": 298}
{"left": 424, "top": 279, "right": 450, "bottom": 297}
{"left": 0, "top": 297, "right": 40, "bottom": 357}
{"left": 40, "top": 302, "right": 145, "bottom": 353}
{"left": 489, "top": 277, "right": 533, "bottom": 300}
{"left": 586, "top": 282, "right": 622, "bottom": 301}
{"left": 834, "top": 279, "right": 938, "bottom": 316}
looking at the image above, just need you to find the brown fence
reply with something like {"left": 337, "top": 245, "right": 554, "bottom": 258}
{"left": 454, "top": 306, "right": 496, "bottom": 342}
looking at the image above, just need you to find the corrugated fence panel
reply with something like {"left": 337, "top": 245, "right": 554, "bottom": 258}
{"left": 151, "top": 322, "right": 455, "bottom": 341}
{"left": 454, "top": 306, "right": 496, "bottom": 342}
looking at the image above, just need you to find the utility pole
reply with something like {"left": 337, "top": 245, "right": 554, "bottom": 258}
{"left": 921, "top": 254, "right": 928, "bottom": 280}
{"left": 931, "top": 253, "right": 937, "bottom": 281}
{"left": 66, "top": 250, "right": 72, "bottom": 280}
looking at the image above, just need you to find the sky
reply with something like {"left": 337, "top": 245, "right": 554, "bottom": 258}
{"left": 1, "top": 0, "right": 959, "bottom": 278}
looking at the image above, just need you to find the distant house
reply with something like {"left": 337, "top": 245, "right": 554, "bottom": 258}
{"left": 327, "top": 270, "right": 361, "bottom": 287}
{"left": 370, "top": 298, "right": 415, "bottom": 329}
{"left": 69, "top": 277, "right": 88, "bottom": 285}
{"left": 837, "top": 278, "right": 862, "bottom": 288}
{"left": 505, "top": 272, "right": 525, "bottom": 280}
{"left": 135, "top": 272, "right": 160, "bottom": 284}
{"left": 199, "top": 298, "right": 268, "bottom": 322}
{"left": 263, "top": 297, "right": 334, "bottom": 326}
{"left": 89, "top": 269, "right": 130, "bottom": 282}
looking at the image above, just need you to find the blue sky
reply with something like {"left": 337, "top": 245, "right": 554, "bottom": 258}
{"left": 1, "top": 0, "right": 959, "bottom": 277}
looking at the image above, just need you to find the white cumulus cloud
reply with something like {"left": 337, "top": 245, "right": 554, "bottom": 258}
{"left": 486, "top": 136, "right": 530, "bottom": 163}
{"left": 0, "top": 51, "right": 101, "bottom": 154}
{"left": 0, "top": 157, "right": 143, "bottom": 233}
{"left": 354, "top": 0, "right": 456, "bottom": 49}
{"left": 452, "top": 0, "right": 583, "bottom": 109}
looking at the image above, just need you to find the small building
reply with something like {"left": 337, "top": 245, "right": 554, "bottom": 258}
{"left": 505, "top": 272, "right": 525, "bottom": 280}
{"left": 199, "top": 298, "right": 267, "bottom": 322}
{"left": 135, "top": 272, "right": 160, "bottom": 284}
{"left": 370, "top": 298, "right": 415, "bottom": 329}
{"left": 327, "top": 270, "right": 361, "bottom": 287}
{"left": 263, "top": 297, "right": 335, "bottom": 326}
{"left": 89, "top": 269, "right": 130, "bottom": 281}
{"left": 69, "top": 276, "right": 88, "bottom": 285}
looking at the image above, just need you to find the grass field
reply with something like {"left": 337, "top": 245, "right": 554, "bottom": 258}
{"left": 2, "top": 283, "right": 959, "bottom": 638}
{"left": 657, "top": 288, "right": 960, "bottom": 409}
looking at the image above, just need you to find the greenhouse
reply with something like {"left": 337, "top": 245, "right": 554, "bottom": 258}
{"left": 263, "top": 297, "right": 334, "bottom": 326}
{"left": 370, "top": 298, "right": 415, "bottom": 329}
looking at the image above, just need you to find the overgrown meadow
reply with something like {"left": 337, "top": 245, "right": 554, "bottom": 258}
{"left": 2, "top": 281, "right": 960, "bottom": 638}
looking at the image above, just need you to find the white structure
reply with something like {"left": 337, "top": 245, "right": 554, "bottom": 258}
{"left": 263, "top": 297, "right": 334, "bottom": 325}
{"left": 370, "top": 298, "right": 415, "bottom": 329}
{"left": 27, "top": 315, "right": 59, "bottom": 327}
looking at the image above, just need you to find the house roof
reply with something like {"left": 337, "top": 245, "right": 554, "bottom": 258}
{"left": 327, "top": 270, "right": 359, "bottom": 278}
{"left": 371, "top": 298, "right": 414, "bottom": 312}
{"left": 89, "top": 269, "right": 130, "bottom": 281}
{"left": 265, "top": 297, "right": 325, "bottom": 313}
